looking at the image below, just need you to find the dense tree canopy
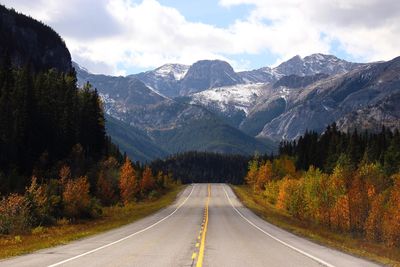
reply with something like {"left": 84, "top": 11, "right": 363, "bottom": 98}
{"left": 150, "top": 151, "right": 255, "bottom": 184}
{"left": 0, "top": 55, "right": 121, "bottom": 193}
{"left": 279, "top": 123, "right": 400, "bottom": 175}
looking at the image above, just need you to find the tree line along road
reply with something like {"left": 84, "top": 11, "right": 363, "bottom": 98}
{"left": 0, "top": 184, "right": 379, "bottom": 267}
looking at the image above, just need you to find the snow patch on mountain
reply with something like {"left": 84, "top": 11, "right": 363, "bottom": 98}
{"left": 154, "top": 64, "right": 189, "bottom": 80}
{"left": 190, "top": 83, "right": 265, "bottom": 114}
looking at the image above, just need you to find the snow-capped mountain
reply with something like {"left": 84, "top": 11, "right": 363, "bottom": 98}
{"left": 190, "top": 83, "right": 265, "bottom": 115}
{"left": 238, "top": 53, "right": 363, "bottom": 84}
{"left": 134, "top": 60, "right": 244, "bottom": 97}
{"left": 154, "top": 64, "right": 189, "bottom": 80}
{"left": 189, "top": 83, "right": 267, "bottom": 127}
{"left": 133, "top": 63, "right": 189, "bottom": 98}
{"left": 178, "top": 60, "right": 243, "bottom": 96}
{"left": 256, "top": 56, "right": 400, "bottom": 140}
{"left": 274, "top": 53, "right": 363, "bottom": 77}
{"left": 73, "top": 61, "right": 166, "bottom": 112}
{"left": 74, "top": 53, "right": 400, "bottom": 160}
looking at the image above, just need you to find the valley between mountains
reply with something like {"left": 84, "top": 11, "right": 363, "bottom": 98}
{"left": 1, "top": 3, "right": 400, "bottom": 266}
{"left": 74, "top": 54, "right": 400, "bottom": 162}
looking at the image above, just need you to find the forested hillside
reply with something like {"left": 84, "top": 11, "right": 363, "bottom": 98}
{"left": 0, "top": 5, "right": 72, "bottom": 72}
{"left": 279, "top": 123, "right": 400, "bottom": 174}
{"left": 245, "top": 125, "right": 400, "bottom": 248}
{"left": 0, "top": 56, "right": 118, "bottom": 193}
{"left": 0, "top": 5, "right": 178, "bottom": 236}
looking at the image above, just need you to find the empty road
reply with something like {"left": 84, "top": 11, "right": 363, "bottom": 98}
{"left": 0, "top": 184, "right": 379, "bottom": 267}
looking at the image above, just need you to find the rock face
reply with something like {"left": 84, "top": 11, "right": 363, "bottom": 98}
{"left": 75, "top": 51, "right": 400, "bottom": 159}
{"left": 134, "top": 64, "right": 189, "bottom": 98}
{"left": 336, "top": 92, "right": 400, "bottom": 133}
{"left": 74, "top": 62, "right": 271, "bottom": 156}
{"left": 74, "top": 62, "right": 166, "bottom": 119}
{"left": 238, "top": 54, "right": 363, "bottom": 84}
{"left": 0, "top": 5, "right": 72, "bottom": 72}
{"left": 273, "top": 73, "right": 329, "bottom": 89}
{"left": 274, "top": 54, "right": 362, "bottom": 77}
{"left": 134, "top": 60, "right": 243, "bottom": 97}
{"left": 178, "top": 60, "right": 243, "bottom": 95}
{"left": 257, "top": 56, "right": 400, "bottom": 140}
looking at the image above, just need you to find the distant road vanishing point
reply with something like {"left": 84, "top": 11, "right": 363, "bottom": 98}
{"left": 0, "top": 184, "right": 379, "bottom": 267}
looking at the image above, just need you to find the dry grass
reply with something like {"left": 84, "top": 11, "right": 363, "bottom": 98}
{"left": 232, "top": 185, "right": 400, "bottom": 267}
{"left": 0, "top": 185, "right": 184, "bottom": 259}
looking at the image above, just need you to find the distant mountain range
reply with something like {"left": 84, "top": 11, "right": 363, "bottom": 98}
{"left": 74, "top": 53, "right": 400, "bottom": 161}
{"left": 74, "top": 62, "right": 274, "bottom": 161}
{"left": 2, "top": 3, "right": 399, "bottom": 162}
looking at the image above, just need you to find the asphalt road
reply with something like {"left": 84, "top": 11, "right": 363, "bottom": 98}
{"left": 0, "top": 184, "right": 380, "bottom": 267}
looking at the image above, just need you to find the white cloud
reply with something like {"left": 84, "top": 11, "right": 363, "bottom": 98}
{"left": 220, "top": 0, "right": 400, "bottom": 63}
{"left": 2, "top": 0, "right": 400, "bottom": 74}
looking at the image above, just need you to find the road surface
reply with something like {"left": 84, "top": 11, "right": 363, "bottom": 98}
{"left": 0, "top": 184, "right": 379, "bottom": 267}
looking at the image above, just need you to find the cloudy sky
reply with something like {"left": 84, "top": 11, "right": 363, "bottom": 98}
{"left": 2, "top": 0, "right": 400, "bottom": 75}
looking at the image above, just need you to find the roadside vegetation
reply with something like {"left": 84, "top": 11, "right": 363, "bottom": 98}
{"left": 0, "top": 57, "right": 183, "bottom": 259}
{"left": 0, "top": 184, "right": 183, "bottom": 259}
{"left": 238, "top": 125, "right": 400, "bottom": 265}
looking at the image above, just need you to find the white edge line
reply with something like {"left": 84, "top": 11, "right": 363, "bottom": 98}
{"left": 222, "top": 185, "right": 336, "bottom": 267}
{"left": 47, "top": 185, "right": 195, "bottom": 267}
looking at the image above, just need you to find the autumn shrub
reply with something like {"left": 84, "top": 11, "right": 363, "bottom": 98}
{"left": 272, "top": 156, "right": 296, "bottom": 180}
{"left": 245, "top": 159, "right": 259, "bottom": 191}
{"left": 382, "top": 174, "right": 400, "bottom": 247}
{"left": 141, "top": 166, "right": 155, "bottom": 196}
{"left": 364, "top": 193, "right": 385, "bottom": 242}
{"left": 263, "top": 181, "right": 280, "bottom": 204}
{"left": 62, "top": 176, "right": 92, "bottom": 219}
{"left": 276, "top": 177, "right": 291, "bottom": 210}
{"left": 348, "top": 174, "right": 369, "bottom": 233}
{"left": 25, "top": 176, "right": 51, "bottom": 225}
{"left": 256, "top": 161, "right": 272, "bottom": 192}
{"left": 328, "top": 195, "right": 350, "bottom": 232}
{"left": 245, "top": 154, "right": 400, "bottom": 248}
{"left": 285, "top": 179, "right": 307, "bottom": 219}
{"left": 119, "top": 158, "right": 138, "bottom": 205}
{"left": 0, "top": 194, "right": 31, "bottom": 234}
{"left": 328, "top": 164, "right": 350, "bottom": 231}
{"left": 303, "top": 166, "right": 326, "bottom": 222}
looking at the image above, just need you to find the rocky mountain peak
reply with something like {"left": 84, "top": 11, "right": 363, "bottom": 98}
{"left": 274, "top": 53, "right": 362, "bottom": 77}
{"left": 178, "top": 59, "right": 243, "bottom": 95}
{"left": 154, "top": 63, "right": 189, "bottom": 80}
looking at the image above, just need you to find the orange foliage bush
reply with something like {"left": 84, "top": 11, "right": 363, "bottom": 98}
{"left": 141, "top": 166, "right": 155, "bottom": 195}
{"left": 25, "top": 176, "right": 49, "bottom": 225}
{"left": 256, "top": 161, "right": 272, "bottom": 192}
{"left": 365, "top": 194, "right": 384, "bottom": 242}
{"left": 62, "top": 176, "right": 91, "bottom": 219}
{"left": 119, "top": 158, "right": 138, "bottom": 205}
{"left": 382, "top": 174, "right": 400, "bottom": 247}
{"left": 330, "top": 195, "right": 350, "bottom": 232}
{"left": 276, "top": 177, "right": 291, "bottom": 210}
{"left": 246, "top": 156, "right": 400, "bottom": 247}
{"left": 245, "top": 159, "right": 259, "bottom": 191}
{"left": 348, "top": 175, "right": 369, "bottom": 233}
{"left": 0, "top": 193, "right": 31, "bottom": 234}
{"left": 96, "top": 171, "right": 115, "bottom": 206}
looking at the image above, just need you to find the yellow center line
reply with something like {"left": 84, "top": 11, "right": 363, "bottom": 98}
{"left": 196, "top": 184, "right": 211, "bottom": 267}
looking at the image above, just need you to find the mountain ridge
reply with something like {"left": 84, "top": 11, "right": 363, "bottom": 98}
{"left": 74, "top": 53, "right": 400, "bottom": 160}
